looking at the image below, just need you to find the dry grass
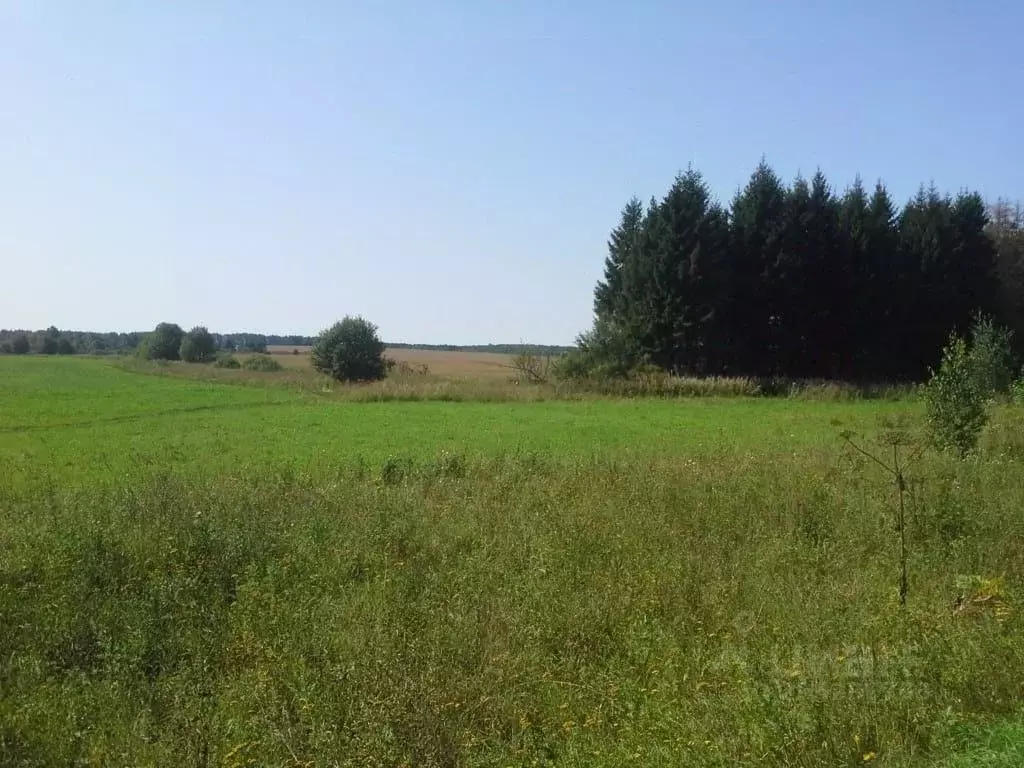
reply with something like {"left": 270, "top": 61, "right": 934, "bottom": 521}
{"left": 257, "top": 348, "right": 311, "bottom": 369}
{"left": 119, "top": 356, "right": 922, "bottom": 406}
{"left": 265, "top": 345, "right": 517, "bottom": 378}
{"left": 385, "top": 348, "right": 515, "bottom": 378}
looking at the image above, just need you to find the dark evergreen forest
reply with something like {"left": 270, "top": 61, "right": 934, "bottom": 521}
{"left": 589, "top": 161, "right": 1024, "bottom": 381}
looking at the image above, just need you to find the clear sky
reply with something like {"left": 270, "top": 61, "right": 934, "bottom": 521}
{"left": 3, "top": 1, "right": 1022, "bottom": 344}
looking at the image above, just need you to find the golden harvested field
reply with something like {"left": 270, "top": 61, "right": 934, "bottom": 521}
{"left": 265, "top": 345, "right": 515, "bottom": 378}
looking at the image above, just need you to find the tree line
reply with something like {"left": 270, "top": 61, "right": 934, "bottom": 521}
{"left": 0, "top": 328, "right": 571, "bottom": 359}
{"left": 0, "top": 327, "right": 109, "bottom": 356}
{"left": 576, "top": 161, "right": 1023, "bottom": 381}
{"left": 0, "top": 329, "right": 318, "bottom": 356}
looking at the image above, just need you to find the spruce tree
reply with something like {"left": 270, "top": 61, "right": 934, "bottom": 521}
{"left": 950, "top": 191, "right": 998, "bottom": 326}
{"left": 778, "top": 175, "right": 812, "bottom": 375}
{"left": 728, "top": 160, "right": 788, "bottom": 376}
{"left": 795, "top": 171, "right": 843, "bottom": 377}
{"left": 608, "top": 171, "right": 730, "bottom": 373}
{"left": 594, "top": 197, "right": 644, "bottom": 321}
{"left": 655, "top": 169, "right": 730, "bottom": 372}
{"left": 616, "top": 197, "right": 665, "bottom": 365}
{"left": 862, "top": 182, "right": 902, "bottom": 377}
{"left": 900, "top": 185, "right": 965, "bottom": 375}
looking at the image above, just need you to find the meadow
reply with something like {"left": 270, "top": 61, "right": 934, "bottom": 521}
{"left": 2, "top": 356, "right": 1024, "bottom": 766}
{"left": 2, "top": 358, "right": 912, "bottom": 491}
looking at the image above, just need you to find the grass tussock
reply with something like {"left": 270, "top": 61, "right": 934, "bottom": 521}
{"left": 981, "top": 405, "right": 1024, "bottom": 460}
{"left": 3, "top": 453, "right": 1023, "bottom": 766}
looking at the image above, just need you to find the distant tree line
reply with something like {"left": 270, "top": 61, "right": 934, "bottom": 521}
{"left": 0, "top": 327, "right": 136, "bottom": 356}
{"left": 570, "top": 160, "right": 1024, "bottom": 381}
{"left": 0, "top": 329, "right": 315, "bottom": 356}
{"left": 1, "top": 328, "right": 572, "bottom": 359}
{"left": 265, "top": 334, "right": 317, "bottom": 347}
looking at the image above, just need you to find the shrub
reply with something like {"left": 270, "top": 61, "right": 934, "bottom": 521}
{"left": 213, "top": 353, "right": 241, "bottom": 369}
{"left": 56, "top": 338, "right": 75, "bottom": 355}
{"left": 144, "top": 323, "right": 184, "bottom": 361}
{"left": 509, "top": 349, "right": 552, "bottom": 383}
{"left": 925, "top": 335, "right": 989, "bottom": 458}
{"left": 179, "top": 326, "right": 216, "bottom": 363}
{"left": 241, "top": 354, "right": 283, "bottom": 372}
{"left": 550, "top": 349, "right": 591, "bottom": 379}
{"left": 553, "top": 319, "right": 639, "bottom": 381}
{"left": 38, "top": 336, "right": 59, "bottom": 355}
{"left": 968, "top": 313, "right": 1016, "bottom": 397}
{"left": 1012, "top": 370, "right": 1024, "bottom": 406}
{"left": 311, "top": 316, "right": 387, "bottom": 382}
{"left": 11, "top": 333, "right": 30, "bottom": 355}
{"left": 0, "top": 341, "right": 12, "bottom": 354}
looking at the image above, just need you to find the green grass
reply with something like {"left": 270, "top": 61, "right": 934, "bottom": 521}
{"left": 3, "top": 357, "right": 912, "bottom": 490}
{"left": 0, "top": 356, "right": 296, "bottom": 431}
{"left": 939, "top": 719, "right": 1024, "bottom": 767}
{"left": 2, "top": 356, "right": 1024, "bottom": 766}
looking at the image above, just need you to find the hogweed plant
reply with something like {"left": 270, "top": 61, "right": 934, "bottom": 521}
{"left": 840, "top": 420, "right": 925, "bottom": 607}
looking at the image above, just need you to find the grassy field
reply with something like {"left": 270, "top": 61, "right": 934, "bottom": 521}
{"left": 2, "top": 356, "right": 1024, "bottom": 766}
{"left": 2, "top": 358, "right": 911, "bottom": 490}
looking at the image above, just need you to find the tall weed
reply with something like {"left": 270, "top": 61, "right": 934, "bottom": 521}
{"left": 3, "top": 454, "right": 1023, "bottom": 765}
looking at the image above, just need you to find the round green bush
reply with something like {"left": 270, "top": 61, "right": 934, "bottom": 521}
{"left": 144, "top": 323, "right": 185, "bottom": 361}
{"left": 311, "top": 316, "right": 388, "bottom": 382}
{"left": 179, "top": 326, "right": 217, "bottom": 363}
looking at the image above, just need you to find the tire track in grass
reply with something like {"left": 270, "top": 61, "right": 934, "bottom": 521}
{"left": 0, "top": 398, "right": 307, "bottom": 434}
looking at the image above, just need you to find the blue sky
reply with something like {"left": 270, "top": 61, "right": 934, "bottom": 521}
{"left": 3, "top": 1, "right": 1022, "bottom": 344}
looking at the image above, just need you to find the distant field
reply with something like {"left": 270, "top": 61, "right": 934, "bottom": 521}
{"left": 266, "top": 344, "right": 517, "bottom": 378}
{"left": 2, "top": 355, "right": 1023, "bottom": 766}
{"left": 266, "top": 344, "right": 312, "bottom": 354}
